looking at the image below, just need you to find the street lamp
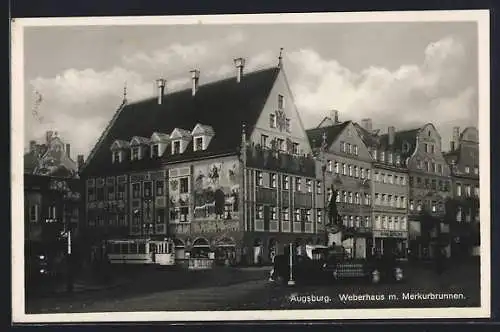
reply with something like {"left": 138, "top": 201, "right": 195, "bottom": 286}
{"left": 287, "top": 242, "right": 295, "bottom": 286}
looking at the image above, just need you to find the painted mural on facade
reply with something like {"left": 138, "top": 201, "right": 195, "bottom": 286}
{"left": 193, "top": 160, "right": 240, "bottom": 220}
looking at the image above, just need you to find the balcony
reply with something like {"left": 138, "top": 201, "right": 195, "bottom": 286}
{"left": 246, "top": 145, "right": 316, "bottom": 177}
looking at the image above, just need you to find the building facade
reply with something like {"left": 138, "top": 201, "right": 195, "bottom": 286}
{"left": 444, "top": 126, "right": 480, "bottom": 257}
{"left": 79, "top": 59, "right": 321, "bottom": 265}
{"left": 398, "top": 124, "right": 453, "bottom": 259}
{"left": 24, "top": 132, "right": 84, "bottom": 260}
{"left": 307, "top": 115, "right": 373, "bottom": 259}
{"left": 355, "top": 120, "right": 410, "bottom": 258}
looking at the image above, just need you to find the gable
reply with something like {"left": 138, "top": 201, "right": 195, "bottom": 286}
{"left": 191, "top": 123, "right": 215, "bottom": 136}
{"left": 130, "top": 136, "right": 150, "bottom": 146}
{"left": 151, "top": 132, "right": 170, "bottom": 143}
{"left": 317, "top": 117, "right": 335, "bottom": 128}
{"left": 328, "top": 122, "right": 372, "bottom": 161}
{"left": 170, "top": 128, "right": 192, "bottom": 140}
{"left": 110, "top": 139, "right": 130, "bottom": 151}
{"left": 250, "top": 68, "right": 312, "bottom": 155}
{"left": 461, "top": 127, "right": 479, "bottom": 143}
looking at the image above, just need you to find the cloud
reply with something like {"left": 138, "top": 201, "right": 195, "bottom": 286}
{"left": 287, "top": 36, "right": 477, "bottom": 144}
{"left": 24, "top": 31, "right": 276, "bottom": 158}
{"left": 122, "top": 31, "right": 245, "bottom": 74}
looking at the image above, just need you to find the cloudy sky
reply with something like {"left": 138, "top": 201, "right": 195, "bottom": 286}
{"left": 23, "top": 21, "right": 479, "bottom": 159}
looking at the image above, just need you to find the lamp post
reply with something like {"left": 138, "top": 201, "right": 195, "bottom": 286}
{"left": 61, "top": 186, "right": 80, "bottom": 293}
{"left": 287, "top": 242, "right": 295, "bottom": 286}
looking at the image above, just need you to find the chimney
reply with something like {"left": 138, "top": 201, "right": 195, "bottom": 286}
{"left": 190, "top": 69, "right": 200, "bottom": 96}
{"left": 156, "top": 78, "right": 166, "bottom": 105}
{"left": 77, "top": 155, "right": 84, "bottom": 170}
{"left": 234, "top": 57, "right": 245, "bottom": 83}
{"left": 66, "top": 144, "right": 71, "bottom": 158}
{"left": 29, "top": 140, "right": 36, "bottom": 153}
{"left": 331, "top": 110, "right": 339, "bottom": 124}
{"left": 361, "top": 118, "right": 373, "bottom": 132}
{"left": 453, "top": 126, "right": 460, "bottom": 147}
{"left": 388, "top": 126, "right": 396, "bottom": 146}
{"left": 45, "top": 130, "right": 54, "bottom": 143}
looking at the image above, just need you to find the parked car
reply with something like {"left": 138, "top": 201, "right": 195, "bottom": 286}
{"left": 269, "top": 245, "right": 405, "bottom": 285}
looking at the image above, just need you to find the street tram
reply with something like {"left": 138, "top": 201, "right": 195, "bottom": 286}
{"left": 105, "top": 238, "right": 176, "bottom": 266}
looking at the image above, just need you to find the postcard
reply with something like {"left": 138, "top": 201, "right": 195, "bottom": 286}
{"left": 11, "top": 10, "right": 490, "bottom": 323}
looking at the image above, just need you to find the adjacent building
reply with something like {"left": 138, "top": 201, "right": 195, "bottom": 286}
{"left": 355, "top": 120, "right": 410, "bottom": 258}
{"left": 79, "top": 58, "right": 320, "bottom": 265}
{"left": 24, "top": 132, "right": 84, "bottom": 257}
{"left": 385, "top": 124, "right": 453, "bottom": 259}
{"left": 307, "top": 112, "right": 373, "bottom": 259}
{"left": 444, "top": 126, "right": 480, "bottom": 257}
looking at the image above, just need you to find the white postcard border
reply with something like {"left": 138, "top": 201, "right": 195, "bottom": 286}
{"left": 11, "top": 9, "right": 491, "bottom": 323}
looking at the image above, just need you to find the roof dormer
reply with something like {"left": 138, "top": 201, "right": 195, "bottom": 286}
{"left": 129, "top": 136, "right": 150, "bottom": 161}
{"left": 110, "top": 139, "right": 130, "bottom": 163}
{"left": 150, "top": 132, "right": 170, "bottom": 158}
{"left": 191, "top": 123, "right": 215, "bottom": 152}
{"left": 170, "top": 128, "right": 192, "bottom": 155}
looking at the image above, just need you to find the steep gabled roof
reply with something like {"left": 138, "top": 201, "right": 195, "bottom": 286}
{"left": 306, "top": 121, "right": 351, "bottom": 149}
{"left": 378, "top": 128, "right": 420, "bottom": 158}
{"left": 353, "top": 122, "right": 379, "bottom": 148}
{"left": 82, "top": 67, "right": 281, "bottom": 175}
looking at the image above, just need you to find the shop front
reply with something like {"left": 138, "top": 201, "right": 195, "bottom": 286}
{"left": 373, "top": 230, "right": 408, "bottom": 259}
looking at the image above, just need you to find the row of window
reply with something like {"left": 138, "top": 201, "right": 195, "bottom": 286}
{"left": 340, "top": 215, "right": 371, "bottom": 229}
{"left": 409, "top": 177, "right": 451, "bottom": 192}
{"left": 409, "top": 200, "right": 442, "bottom": 213}
{"left": 371, "top": 149, "right": 403, "bottom": 165}
{"left": 256, "top": 205, "right": 316, "bottom": 223}
{"left": 334, "top": 191, "right": 372, "bottom": 206}
{"left": 88, "top": 180, "right": 171, "bottom": 201}
{"left": 456, "top": 183, "right": 480, "bottom": 197}
{"left": 416, "top": 159, "right": 445, "bottom": 175}
{"left": 339, "top": 141, "right": 359, "bottom": 156}
{"left": 374, "top": 215, "right": 407, "bottom": 231}
{"left": 113, "top": 136, "right": 208, "bottom": 164}
{"left": 373, "top": 172, "right": 407, "bottom": 186}
{"left": 260, "top": 134, "right": 299, "bottom": 153}
{"left": 325, "top": 161, "right": 371, "bottom": 180}
{"left": 422, "top": 143, "right": 436, "bottom": 155}
{"left": 463, "top": 166, "right": 479, "bottom": 175}
{"left": 373, "top": 194, "right": 406, "bottom": 208}
{"left": 28, "top": 205, "right": 79, "bottom": 223}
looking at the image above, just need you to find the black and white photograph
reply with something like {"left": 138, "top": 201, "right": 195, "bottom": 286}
{"left": 11, "top": 10, "right": 490, "bottom": 322}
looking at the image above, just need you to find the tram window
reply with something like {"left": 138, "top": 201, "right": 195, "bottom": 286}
{"left": 149, "top": 243, "right": 157, "bottom": 253}
{"left": 138, "top": 244, "right": 146, "bottom": 254}
{"left": 130, "top": 243, "right": 138, "bottom": 253}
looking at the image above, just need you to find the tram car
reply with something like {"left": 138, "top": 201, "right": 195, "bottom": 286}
{"left": 106, "top": 238, "right": 176, "bottom": 266}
